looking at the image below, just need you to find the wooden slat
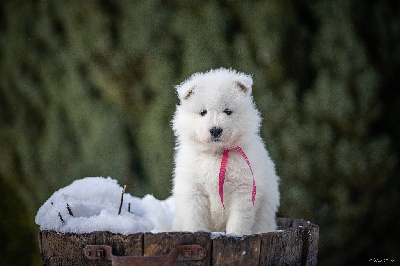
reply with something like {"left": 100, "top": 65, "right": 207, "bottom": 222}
{"left": 212, "top": 234, "right": 261, "bottom": 265}
{"left": 144, "top": 231, "right": 211, "bottom": 266}
{"left": 300, "top": 222, "right": 319, "bottom": 265}
{"left": 38, "top": 231, "right": 143, "bottom": 266}
{"left": 94, "top": 231, "right": 143, "bottom": 257}
{"left": 260, "top": 227, "right": 304, "bottom": 266}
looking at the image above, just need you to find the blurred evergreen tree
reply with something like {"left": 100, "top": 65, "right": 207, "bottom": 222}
{"left": 0, "top": 175, "right": 41, "bottom": 265}
{"left": 0, "top": 0, "right": 399, "bottom": 264}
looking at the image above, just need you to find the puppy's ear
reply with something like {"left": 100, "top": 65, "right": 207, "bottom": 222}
{"left": 176, "top": 82, "right": 196, "bottom": 101}
{"left": 235, "top": 74, "right": 253, "bottom": 94}
{"left": 175, "top": 72, "right": 202, "bottom": 101}
{"left": 182, "top": 86, "right": 196, "bottom": 100}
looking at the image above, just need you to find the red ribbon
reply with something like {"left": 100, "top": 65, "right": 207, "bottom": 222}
{"left": 218, "top": 147, "right": 257, "bottom": 210}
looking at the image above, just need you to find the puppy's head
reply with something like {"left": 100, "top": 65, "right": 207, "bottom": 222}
{"left": 173, "top": 68, "right": 261, "bottom": 151}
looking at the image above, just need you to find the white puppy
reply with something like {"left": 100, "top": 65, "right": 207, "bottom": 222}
{"left": 172, "top": 68, "right": 280, "bottom": 235}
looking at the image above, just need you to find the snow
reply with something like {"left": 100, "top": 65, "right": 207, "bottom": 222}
{"left": 210, "top": 232, "right": 248, "bottom": 240}
{"left": 210, "top": 232, "right": 226, "bottom": 239}
{"left": 35, "top": 177, "right": 175, "bottom": 235}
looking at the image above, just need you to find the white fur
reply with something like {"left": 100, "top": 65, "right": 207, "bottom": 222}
{"left": 172, "top": 68, "right": 280, "bottom": 235}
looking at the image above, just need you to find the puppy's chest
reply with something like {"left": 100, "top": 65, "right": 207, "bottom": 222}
{"left": 196, "top": 153, "right": 251, "bottom": 184}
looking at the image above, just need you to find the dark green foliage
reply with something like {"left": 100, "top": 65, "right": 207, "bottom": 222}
{"left": 0, "top": 175, "right": 41, "bottom": 265}
{"left": 0, "top": 0, "right": 399, "bottom": 264}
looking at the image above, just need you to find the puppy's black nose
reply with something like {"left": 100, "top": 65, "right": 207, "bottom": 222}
{"left": 210, "top": 126, "right": 223, "bottom": 138}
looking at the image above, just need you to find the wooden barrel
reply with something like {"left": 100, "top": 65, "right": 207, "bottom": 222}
{"left": 38, "top": 218, "right": 318, "bottom": 265}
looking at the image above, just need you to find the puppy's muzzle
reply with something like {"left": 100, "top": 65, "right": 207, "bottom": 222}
{"left": 210, "top": 126, "right": 223, "bottom": 140}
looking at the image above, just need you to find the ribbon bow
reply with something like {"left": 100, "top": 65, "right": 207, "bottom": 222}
{"left": 218, "top": 146, "right": 256, "bottom": 210}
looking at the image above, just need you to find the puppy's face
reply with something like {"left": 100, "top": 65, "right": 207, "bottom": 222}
{"left": 173, "top": 68, "right": 261, "bottom": 151}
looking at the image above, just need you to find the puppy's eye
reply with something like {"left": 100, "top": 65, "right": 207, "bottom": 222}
{"left": 224, "top": 109, "right": 232, "bottom": 115}
{"left": 200, "top": 110, "right": 207, "bottom": 116}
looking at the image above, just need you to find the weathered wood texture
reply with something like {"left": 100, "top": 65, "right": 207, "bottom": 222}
{"left": 38, "top": 231, "right": 143, "bottom": 265}
{"left": 212, "top": 234, "right": 261, "bottom": 265}
{"left": 38, "top": 218, "right": 318, "bottom": 266}
{"left": 260, "top": 218, "right": 319, "bottom": 266}
{"left": 144, "top": 231, "right": 211, "bottom": 266}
